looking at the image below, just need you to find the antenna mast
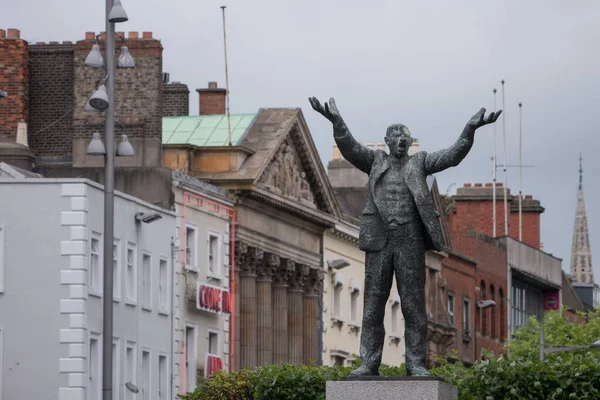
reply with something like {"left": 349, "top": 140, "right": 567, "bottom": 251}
{"left": 221, "top": 5, "right": 232, "bottom": 146}
{"left": 493, "top": 88, "right": 498, "bottom": 237}
{"left": 501, "top": 79, "right": 508, "bottom": 236}
{"left": 518, "top": 102, "right": 523, "bottom": 242}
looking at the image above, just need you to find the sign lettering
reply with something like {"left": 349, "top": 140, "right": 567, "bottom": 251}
{"left": 196, "top": 282, "right": 231, "bottom": 314}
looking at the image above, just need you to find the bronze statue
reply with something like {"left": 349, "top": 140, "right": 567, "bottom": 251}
{"left": 309, "top": 97, "right": 501, "bottom": 376}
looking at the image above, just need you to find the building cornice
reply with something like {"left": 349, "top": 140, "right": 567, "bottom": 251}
{"left": 246, "top": 186, "right": 337, "bottom": 228}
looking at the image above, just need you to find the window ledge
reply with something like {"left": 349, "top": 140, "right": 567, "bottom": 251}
{"left": 331, "top": 317, "right": 345, "bottom": 328}
{"left": 348, "top": 323, "right": 360, "bottom": 334}
{"left": 125, "top": 299, "right": 137, "bottom": 307}
{"left": 89, "top": 291, "right": 102, "bottom": 298}
{"left": 207, "top": 275, "right": 223, "bottom": 283}
{"left": 141, "top": 305, "right": 152, "bottom": 312}
{"left": 158, "top": 309, "right": 170, "bottom": 317}
{"left": 184, "top": 265, "right": 198, "bottom": 274}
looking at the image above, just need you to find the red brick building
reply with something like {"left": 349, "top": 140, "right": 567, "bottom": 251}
{"left": 445, "top": 182, "right": 563, "bottom": 359}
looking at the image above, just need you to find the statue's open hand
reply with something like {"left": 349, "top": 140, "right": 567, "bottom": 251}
{"left": 468, "top": 108, "right": 502, "bottom": 130}
{"left": 309, "top": 96, "right": 341, "bottom": 124}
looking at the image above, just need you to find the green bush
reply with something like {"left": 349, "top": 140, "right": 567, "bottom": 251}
{"left": 181, "top": 309, "right": 600, "bottom": 400}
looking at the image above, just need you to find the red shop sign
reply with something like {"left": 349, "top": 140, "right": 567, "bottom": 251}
{"left": 205, "top": 354, "right": 224, "bottom": 377}
{"left": 196, "top": 282, "right": 231, "bottom": 314}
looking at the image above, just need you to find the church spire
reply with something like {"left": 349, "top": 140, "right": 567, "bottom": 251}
{"left": 570, "top": 153, "right": 594, "bottom": 283}
{"left": 579, "top": 153, "right": 583, "bottom": 190}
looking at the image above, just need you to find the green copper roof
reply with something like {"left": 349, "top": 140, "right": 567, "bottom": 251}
{"left": 162, "top": 114, "right": 257, "bottom": 147}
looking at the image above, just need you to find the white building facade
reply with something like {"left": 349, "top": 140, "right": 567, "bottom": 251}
{"left": 0, "top": 177, "right": 176, "bottom": 400}
{"left": 170, "top": 173, "right": 234, "bottom": 396}
{"left": 322, "top": 220, "right": 406, "bottom": 367}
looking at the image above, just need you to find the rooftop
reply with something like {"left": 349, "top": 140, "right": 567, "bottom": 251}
{"left": 162, "top": 114, "right": 257, "bottom": 147}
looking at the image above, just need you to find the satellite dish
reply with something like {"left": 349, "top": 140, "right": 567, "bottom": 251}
{"left": 125, "top": 382, "right": 139, "bottom": 393}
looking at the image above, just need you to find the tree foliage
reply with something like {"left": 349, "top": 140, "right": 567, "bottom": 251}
{"left": 181, "top": 308, "right": 600, "bottom": 400}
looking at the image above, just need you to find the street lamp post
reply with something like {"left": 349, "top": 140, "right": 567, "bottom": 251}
{"left": 85, "top": 0, "right": 133, "bottom": 399}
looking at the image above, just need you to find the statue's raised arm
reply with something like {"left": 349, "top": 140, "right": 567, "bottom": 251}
{"left": 309, "top": 96, "right": 375, "bottom": 174}
{"left": 424, "top": 107, "right": 502, "bottom": 175}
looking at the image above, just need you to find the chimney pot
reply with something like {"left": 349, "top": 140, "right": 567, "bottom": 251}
{"left": 464, "top": 183, "right": 472, "bottom": 187}
{"left": 85, "top": 32, "right": 95, "bottom": 40}
{"left": 525, "top": 195, "right": 533, "bottom": 199}
{"left": 474, "top": 183, "right": 483, "bottom": 187}
{"left": 142, "top": 31, "right": 153, "bottom": 39}
{"left": 0, "top": 30, "right": 6, "bottom": 39}
{"left": 485, "top": 183, "right": 492, "bottom": 187}
{"left": 208, "top": 81, "right": 218, "bottom": 89}
{"left": 128, "top": 31, "right": 139, "bottom": 39}
{"left": 117, "top": 32, "right": 125, "bottom": 39}
{"left": 7, "top": 29, "right": 20, "bottom": 39}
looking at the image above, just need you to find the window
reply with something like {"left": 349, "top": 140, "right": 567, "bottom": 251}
{"left": 332, "top": 355, "right": 345, "bottom": 366}
{"left": 184, "top": 325, "right": 197, "bottom": 392}
{"left": 490, "top": 285, "right": 497, "bottom": 338}
{"left": 126, "top": 244, "right": 137, "bottom": 303}
{"left": 158, "top": 354, "right": 168, "bottom": 400}
{"left": 185, "top": 225, "right": 197, "bottom": 270}
{"left": 158, "top": 258, "right": 169, "bottom": 313}
{"left": 391, "top": 301, "right": 400, "bottom": 335}
{"left": 112, "top": 338, "right": 120, "bottom": 400}
{"left": 142, "top": 350, "right": 151, "bottom": 400}
{"left": 90, "top": 234, "right": 102, "bottom": 294}
{"left": 333, "top": 282, "right": 343, "bottom": 319}
{"left": 125, "top": 342, "right": 136, "bottom": 400}
{"left": 142, "top": 253, "right": 152, "bottom": 310}
{"left": 0, "top": 226, "right": 4, "bottom": 293}
{"left": 463, "top": 297, "right": 471, "bottom": 336}
{"left": 349, "top": 288, "right": 359, "bottom": 324}
{"left": 447, "top": 292, "right": 455, "bottom": 326}
{"left": 113, "top": 241, "right": 121, "bottom": 300}
{"left": 89, "top": 334, "right": 100, "bottom": 400}
{"left": 208, "top": 331, "right": 219, "bottom": 355}
{"left": 208, "top": 232, "right": 220, "bottom": 276}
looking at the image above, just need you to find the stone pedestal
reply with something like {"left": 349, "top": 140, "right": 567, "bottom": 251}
{"left": 326, "top": 377, "right": 457, "bottom": 400}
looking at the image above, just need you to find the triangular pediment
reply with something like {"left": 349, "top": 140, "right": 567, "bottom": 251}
{"left": 246, "top": 108, "right": 341, "bottom": 217}
{"left": 258, "top": 135, "right": 318, "bottom": 209}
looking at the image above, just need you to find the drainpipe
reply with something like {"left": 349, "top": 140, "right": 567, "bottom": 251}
{"left": 170, "top": 237, "right": 177, "bottom": 396}
{"left": 317, "top": 235, "right": 325, "bottom": 366}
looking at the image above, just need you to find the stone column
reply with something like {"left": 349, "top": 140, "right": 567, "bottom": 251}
{"left": 303, "top": 267, "right": 324, "bottom": 364}
{"left": 288, "top": 263, "right": 309, "bottom": 365}
{"left": 256, "top": 252, "right": 278, "bottom": 366}
{"left": 272, "top": 258, "right": 295, "bottom": 364}
{"left": 240, "top": 246, "right": 263, "bottom": 369}
{"left": 233, "top": 241, "right": 248, "bottom": 371}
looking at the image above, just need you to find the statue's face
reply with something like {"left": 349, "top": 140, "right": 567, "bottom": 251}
{"left": 384, "top": 124, "right": 413, "bottom": 157}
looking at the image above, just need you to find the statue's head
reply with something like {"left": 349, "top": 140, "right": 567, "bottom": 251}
{"left": 384, "top": 123, "right": 413, "bottom": 157}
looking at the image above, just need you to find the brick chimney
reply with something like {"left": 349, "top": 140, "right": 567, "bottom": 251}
{"left": 448, "top": 183, "right": 544, "bottom": 249}
{"left": 0, "top": 28, "right": 35, "bottom": 171}
{"left": 0, "top": 28, "right": 29, "bottom": 142}
{"left": 197, "top": 81, "right": 226, "bottom": 115}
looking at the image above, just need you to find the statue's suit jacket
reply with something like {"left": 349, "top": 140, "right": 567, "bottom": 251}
{"left": 333, "top": 121, "right": 477, "bottom": 253}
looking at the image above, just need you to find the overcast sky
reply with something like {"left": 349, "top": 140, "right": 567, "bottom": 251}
{"left": 6, "top": 0, "right": 600, "bottom": 279}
